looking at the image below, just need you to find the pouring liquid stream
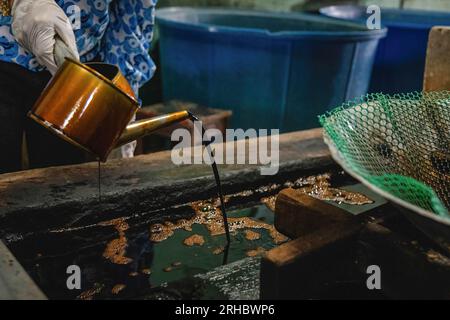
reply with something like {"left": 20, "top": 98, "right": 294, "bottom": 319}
{"left": 98, "top": 160, "right": 102, "bottom": 204}
{"left": 188, "top": 112, "right": 231, "bottom": 264}
{"left": 95, "top": 112, "right": 231, "bottom": 264}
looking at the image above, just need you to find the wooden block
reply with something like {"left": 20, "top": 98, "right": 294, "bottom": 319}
{"left": 263, "top": 189, "right": 364, "bottom": 299}
{"left": 274, "top": 188, "right": 352, "bottom": 239}
{"left": 260, "top": 221, "right": 361, "bottom": 299}
{"left": 423, "top": 26, "right": 450, "bottom": 92}
{"left": 266, "top": 220, "right": 361, "bottom": 267}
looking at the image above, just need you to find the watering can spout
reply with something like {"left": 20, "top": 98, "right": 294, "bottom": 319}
{"left": 115, "top": 111, "right": 190, "bottom": 148}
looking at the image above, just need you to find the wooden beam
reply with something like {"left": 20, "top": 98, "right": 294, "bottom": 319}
{"left": 423, "top": 26, "right": 450, "bottom": 91}
{"left": 0, "top": 241, "right": 46, "bottom": 300}
{"left": 0, "top": 129, "right": 334, "bottom": 236}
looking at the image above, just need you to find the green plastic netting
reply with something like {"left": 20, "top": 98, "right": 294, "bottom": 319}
{"left": 319, "top": 91, "right": 450, "bottom": 220}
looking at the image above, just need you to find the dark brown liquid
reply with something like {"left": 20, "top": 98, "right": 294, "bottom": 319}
{"left": 189, "top": 112, "right": 230, "bottom": 264}
{"left": 98, "top": 160, "right": 102, "bottom": 203}
{"left": 95, "top": 114, "right": 231, "bottom": 264}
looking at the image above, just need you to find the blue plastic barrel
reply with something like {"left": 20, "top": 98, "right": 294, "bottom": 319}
{"left": 320, "top": 5, "right": 450, "bottom": 94}
{"left": 156, "top": 8, "right": 386, "bottom": 131}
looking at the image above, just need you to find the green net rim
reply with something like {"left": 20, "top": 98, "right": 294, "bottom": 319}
{"left": 319, "top": 91, "right": 450, "bottom": 224}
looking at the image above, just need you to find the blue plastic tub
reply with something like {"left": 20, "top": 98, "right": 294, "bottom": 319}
{"left": 320, "top": 5, "right": 450, "bottom": 94}
{"left": 156, "top": 8, "right": 386, "bottom": 131}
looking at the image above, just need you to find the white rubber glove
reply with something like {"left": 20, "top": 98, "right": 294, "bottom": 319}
{"left": 11, "top": 0, "right": 79, "bottom": 74}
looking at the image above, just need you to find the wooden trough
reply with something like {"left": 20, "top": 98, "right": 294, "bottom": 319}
{"left": 0, "top": 129, "right": 334, "bottom": 299}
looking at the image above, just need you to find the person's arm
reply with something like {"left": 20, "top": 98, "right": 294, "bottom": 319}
{"left": 10, "top": 0, "right": 79, "bottom": 74}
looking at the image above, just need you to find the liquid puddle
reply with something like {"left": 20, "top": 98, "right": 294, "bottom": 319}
{"left": 78, "top": 284, "right": 104, "bottom": 300}
{"left": 183, "top": 234, "right": 205, "bottom": 246}
{"left": 301, "top": 174, "right": 373, "bottom": 205}
{"left": 212, "top": 247, "right": 225, "bottom": 255}
{"left": 141, "top": 268, "right": 151, "bottom": 275}
{"left": 11, "top": 171, "right": 373, "bottom": 300}
{"left": 261, "top": 196, "right": 276, "bottom": 212}
{"left": 246, "top": 247, "right": 266, "bottom": 257}
{"left": 244, "top": 230, "right": 261, "bottom": 241}
{"left": 257, "top": 174, "right": 373, "bottom": 211}
{"left": 163, "top": 266, "right": 173, "bottom": 272}
{"left": 111, "top": 284, "right": 126, "bottom": 295}
{"left": 144, "top": 173, "right": 371, "bottom": 264}
{"left": 99, "top": 218, "right": 133, "bottom": 265}
{"left": 149, "top": 199, "right": 288, "bottom": 245}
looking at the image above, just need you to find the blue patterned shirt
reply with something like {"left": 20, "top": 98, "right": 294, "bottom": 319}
{"left": 0, "top": 0, "right": 157, "bottom": 93}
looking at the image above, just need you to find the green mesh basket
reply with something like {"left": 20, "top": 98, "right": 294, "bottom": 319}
{"left": 319, "top": 91, "right": 450, "bottom": 221}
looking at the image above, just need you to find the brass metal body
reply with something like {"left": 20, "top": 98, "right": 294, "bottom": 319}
{"left": 29, "top": 58, "right": 189, "bottom": 161}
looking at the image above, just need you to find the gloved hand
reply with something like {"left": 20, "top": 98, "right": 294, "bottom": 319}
{"left": 11, "top": 0, "right": 79, "bottom": 74}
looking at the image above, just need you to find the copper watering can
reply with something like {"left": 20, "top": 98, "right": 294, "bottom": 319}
{"left": 28, "top": 57, "right": 190, "bottom": 161}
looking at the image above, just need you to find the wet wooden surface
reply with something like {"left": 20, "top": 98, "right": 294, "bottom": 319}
{"left": 0, "top": 241, "right": 46, "bottom": 300}
{"left": 0, "top": 128, "right": 332, "bottom": 300}
{"left": 0, "top": 129, "right": 333, "bottom": 236}
{"left": 194, "top": 257, "right": 260, "bottom": 300}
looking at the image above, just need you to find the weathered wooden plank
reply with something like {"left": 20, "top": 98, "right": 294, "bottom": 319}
{"left": 195, "top": 257, "right": 260, "bottom": 300}
{"left": 0, "top": 241, "right": 46, "bottom": 300}
{"left": 0, "top": 129, "right": 334, "bottom": 236}
{"left": 423, "top": 26, "right": 450, "bottom": 92}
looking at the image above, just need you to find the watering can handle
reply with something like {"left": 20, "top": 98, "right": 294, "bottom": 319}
{"left": 54, "top": 36, "right": 79, "bottom": 67}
